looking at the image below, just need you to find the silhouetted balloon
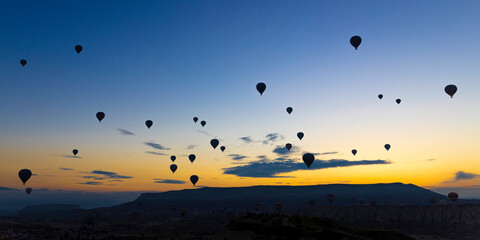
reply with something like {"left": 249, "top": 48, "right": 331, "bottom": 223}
{"left": 20, "top": 59, "right": 27, "bottom": 66}
{"left": 145, "top": 120, "right": 153, "bottom": 129}
{"left": 302, "top": 153, "right": 314, "bottom": 168}
{"left": 286, "top": 107, "right": 293, "bottom": 114}
{"left": 384, "top": 144, "right": 391, "bottom": 151}
{"left": 285, "top": 143, "right": 292, "bottom": 151}
{"left": 297, "top": 132, "right": 304, "bottom": 140}
{"left": 350, "top": 36, "right": 362, "bottom": 50}
{"left": 256, "top": 82, "right": 266, "bottom": 95}
{"left": 75, "top": 45, "right": 83, "bottom": 54}
{"left": 190, "top": 175, "right": 199, "bottom": 186}
{"left": 445, "top": 84, "right": 457, "bottom": 98}
{"left": 96, "top": 112, "right": 105, "bottom": 122}
{"left": 171, "top": 204, "right": 178, "bottom": 212}
{"left": 179, "top": 208, "right": 187, "bottom": 217}
{"left": 220, "top": 146, "right": 226, "bottom": 152}
{"left": 170, "top": 156, "right": 176, "bottom": 162}
{"left": 327, "top": 194, "right": 335, "bottom": 203}
{"left": 201, "top": 121, "right": 206, "bottom": 127}
{"left": 378, "top": 94, "right": 383, "bottom": 100}
{"left": 73, "top": 149, "right": 78, "bottom": 156}
{"left": 170, "top": 164, "right": 177, "bottom": 173}
{"left": 193, "top": 117, "right": 198, "bottom": 123}
{"left": 351, "top": 149, "right": 357, "bottom": 156}
{"left": 26, "top": 188, "right": 32, "bottom": 195}
{"left": 308, "top": 199, "right": 316, "bottom": 207}
{"left": 396, "top": 99, "right": 401, "bottom": 104}
{"left": 448, "top": 192, "right": 458, "bottom": 203}
{"left": 210, "top": 139, "right": 219, "bottom": 149}
{"left": 18, "top": 169, "right": 32, "bottom": 185}
{"left": 188, "top": 154, "right": 196, "bottom": 163}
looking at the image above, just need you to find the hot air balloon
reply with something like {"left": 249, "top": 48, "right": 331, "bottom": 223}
{"left": 26, "top": 188, "right": 32, "bottom": 195}
{"left": 351, "top": 149, "right": 357, "bottom": 156}
{"left": 286, "top": 107, "right": 293, "bottom": 114}
{"left": 210, "top": 139, "right": 219, "bottom": 149}
{"left": 297, "top": 132, "right": 304, "bottom": 140}
{"left": 308, "top": 199, "right": 316, "bottom": 207}
{"left": 285, "top": 143, "right": 292, "bottom": 151}
{"left": 384, "top": 144, "right": 391, "bottom": 151}
{"left": 75, "top": 45, "right": 83, "bottom": 54}
{"left": 396, "top": 99, "right": 401, "bottom": 104}
{"left": 179, "top": 208, "right": 187, "bottom": 217}
{"left": 188, "top": 154, "right": 196, "bottom": 163}
{"left": 170, "top": 164, "right": 177, "bottom": 173}
{"left": 445, "top": 85, "right": 457, "bottom": 98}
{"left": 274, "top": 202, "right": 283, "bottom": 213}
{"left": 170, "top": 156, "right": 176, "bottom": 162}
{"left": 18, "top": 169, "right": 32, "bottom": 185}
{"left": 96, "top": 112, "right": 105, "bottom": 122}
{"left": 73, "top": 149, "right": 78, "bottom": 156}
{"left": 378, "top": 94, "right": 383, "bottom": 100}
{"left": 350, "top": 36, "right": 362, "bottom": 50}
{"left": 145, "top": 120, "right": 153, "bottom": 129}
{"left": 190, "top": 175, "right": 199, "bottom": 186}
{"left": 256, "top": 82, "right": 266, "bottom": 95}
{"left": 220, "top": 146, "right": 226, "bottom": 152}
{"left": 20, "top": 59, "right": 27, "bottom": 66}
{"left": 327, "top": 194, "right": 335, "bottom": 203}
{"left": 193, "top": 117, "right": 198, "bottom": 123}
{"left": 171, "top": 204, "right": 178, "bottom": 212}
{"left": 201, "top": 121, "right": 206, "bottom": 127}
{"left": 302, "top": 153, "right": 314, "bottom": 168}
{"left": 448, "top": 192, "right": 458, "bottom": 204}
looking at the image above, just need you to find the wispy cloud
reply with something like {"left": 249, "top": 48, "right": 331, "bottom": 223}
{"left": 145, "top": 151, "right": 166, "bottom": 156}
{"left": 76, "top": 181, "right": 103, "bottom": 185}
{"left": 228, "top": 154, "right": 248, "bottom": 161}
{"left": 239, "top": 136, "right": 253, "bottom": 143}
{"left": 154, "top": 179, "right": 186, "bottom": 184}
{"left": 263, "top": 133, "right": 284, "bottom": 144}
{"left": 0, "top": 187, "right": 18, "bottom": 191}
{"left": 117, "top": 129, "right": 135, "bottom": 135}
{"left": 455, "top": 171, "right": 480, "bottom": 181}
{"left": 187, "top": 145, "right": 197, "bottom": 150}
{"left": 197, "top": 130, "right": 212, "bottom": 136}
{"left": 60, "top": 168, "right": 74, "bottom": 171}
{"left": 273, "top": 145, "right": 297, "bottom": 155}
{"left": 145, "top": 142, "right": 170, "bottom": 150}
{"left": 315, "top": 152, "right": 339, "bottom": 155}
{"left": 64, "top": 155, "right": 82, "bottom": 159}
{"left": 82, "top": 170, "right": 133, "bottom": 181}
{"left": 223, "top": 159, "right": 391, "bottom": 178}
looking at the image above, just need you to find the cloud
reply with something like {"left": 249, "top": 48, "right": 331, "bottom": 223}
{"left": 315, "top": 152, "right": 339, "bottom": 155}
{"left": 117, "top": 129, "right": 135, "bottom": 135}
{"left": 154, "top": 179, "right": 186, "bottom": 184}
{"left": 455, "top": 171, "right": 480, "bottom": 181}
{"left": 223, "top": 159, "right": 391, "bottom": 178}
{"left": 76, "top": 181, "right": 103, "bottom": 185}
{"left": 263, "top": 133, "right": 284, "bottom": 144}
{"left": 426, "top": 158, "right": 436, "bottom": 161}
{"left": 228, "top": 154, "right": 248, "bottom": 161}
{"left": 82, "top": 176, "right": 106, "bottom": 180}
{"left": 0, "top": 187, "right": 18, "bottom": 191}
{"left": 145, "top": 151, "right": 167, "bottom": 156}
{"left": 64, "top": 155, "right": 82, "bottom": 159}
{"left": 145, "top": 142, "right": 170, "bottom": 150}
{"left": 239, "top": 137, "right": 253, "bottom": 143}
{"left": 83, "top": 170, "right": 133, "bottom": 180}
{"left": 197, "top": 130, "right": 212, "bottom": 136}
{"left": 273, "top": 145, "right": 296, "bottom": 155}
{"left": 187, "top": 145, "right": 197, "bottom": 150}
{"left": 59, "top": 168, "right": 74, "bottom": 171}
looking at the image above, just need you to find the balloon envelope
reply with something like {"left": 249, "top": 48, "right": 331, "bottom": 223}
{"left": 20, "top": 59, "right": 27, "bottom": 66}
{"left": 200, "top": 121, "right": 206, "bottom": 127}
{"left": 297, "top": 132, "right": 304, "bottom": 140}
{"left": 190, "top": 175, "right": 199, "bottom": 186}
{"left": 220, "top": 146, "right": 226, "bottom": 152}
{"left": 26, "top": 188, "right": 32, "bottom": 195}
{"left": 170, "top": 164, "right": 177, "bottom": 173}
{"left": 285, "top": 143, "right": 292, "bottom": 151}
{"left": 384, "top": 144, "right": 391, "bottom": 151}
{"left": 286, "top": 107, "right": 293, "bottom": 114}
{"left": 188, "top": 154, "right": 196, "bottom": 163}
{"left": 378, "top": 94, "right": 383, "bottom": 100}
{"left": 145, "top": 120, "right": 153, "bottom": 129}
{"left": 75, "top": 45, "right": 83, "bottom": 54}
{"left": 448, "top": 192, "right": 458, "bottom": 203}
{"left": 18, "top": 169, "right": 32, "bottom": 185}
{"left": 351, "top": 149, "right": 357, "bottom": 156}
{"left": 96, "top": 112, "right": 105, "bottom": 122}
{"left": 170, "top": 156, "right": 176, "bottom": 162}
{"left": 396, "top": 99, "right": 401, "bottom": 104}
{"left": 350, "top": 36, "right": 362, "bottom": 50}
{"left": 193, "top": 117, "right": 198, "bottom": 123}
{"left": 210, "top": 139, "right": 219, "bottom": 149}
{"left": 327, "top": 194, "right": 335, "bottom": 203}
{"left": 445, "top": 84, "right": 457, "bottom": 98}
{"left": 302, "top": 153, "right": 314, "bottom": 168}
{"left": 256, "top": 82, "right": 266, "bottom": 95}
{"left": 73, "top": 149, "right": 78, "bottom": 156}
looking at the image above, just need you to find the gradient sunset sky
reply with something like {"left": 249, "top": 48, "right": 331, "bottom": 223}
{"left": 1, "top": 0, "right": 480, "bottom": 199}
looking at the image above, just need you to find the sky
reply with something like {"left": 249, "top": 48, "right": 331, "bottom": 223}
{"left": 1, "top": 0, "right": 480, "bottom": 208}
